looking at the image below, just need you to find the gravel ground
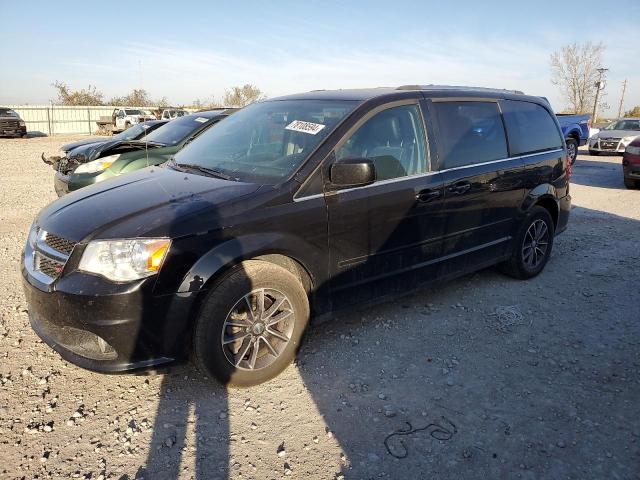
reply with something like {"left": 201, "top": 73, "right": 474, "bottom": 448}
{"left": 1, "top": 136, "right": 639, "bottom": 480}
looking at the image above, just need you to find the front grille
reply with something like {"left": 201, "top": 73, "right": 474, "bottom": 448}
{"left": 36, "top": 254, "right": 64, "bottom": 278}
{"left": 0, "top": 119, "right": 20, "bottom": 128}
{"left": 27, "top": 228, "right": 77, "bottom": 282}
{"left": 44, "top": 232, "right": 75, "bottom": 256}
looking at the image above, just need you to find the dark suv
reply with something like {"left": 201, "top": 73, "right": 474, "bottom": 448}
{"left": 22, "top": 86, "right": 571, "bottom": 386}
{"left": 0, "top": 107, "right": 27, "bottom": 137}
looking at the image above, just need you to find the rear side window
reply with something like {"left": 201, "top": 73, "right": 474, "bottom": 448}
{"left": 501, "top": 100, "right": 563, "bottom": 155}
{"left": 432, "top": 101, "right": 508, "bottom": 169}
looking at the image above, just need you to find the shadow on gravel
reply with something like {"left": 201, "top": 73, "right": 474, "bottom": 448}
{"left": 139, "top": 370, "right": 230, "bottom": 479}
{"left": 571, "top": 158, "right": 624, "bottom": 189}
{"left": 135, "top": 187, "right": 639, "bottom": 480}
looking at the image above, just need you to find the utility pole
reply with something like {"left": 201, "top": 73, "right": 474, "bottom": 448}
{"left": 617, "top": 79, "right": 627, "bottom": 118}
{"left": 591, "top": 67, "right": 608, "bottom": 124}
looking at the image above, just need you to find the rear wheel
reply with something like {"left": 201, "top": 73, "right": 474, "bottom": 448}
{"left": 500, "top": 206, "right": 555, "bottom": 279}
{"left": 193, "top": 260, "right": 309, "bottom": 387}
{"left": 624, "top": 177, "right": 638, "bottom": 189}
{"left": 566, "top": 138, "right": 578, "bottom": 164}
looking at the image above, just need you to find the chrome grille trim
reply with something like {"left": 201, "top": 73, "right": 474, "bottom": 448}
{"left": 25, "top": 227, "right": 77, "bottom": 284}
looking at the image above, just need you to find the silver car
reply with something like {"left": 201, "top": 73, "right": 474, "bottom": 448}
{"left": 589, "top": 118, "right": 640, "bottom": 155}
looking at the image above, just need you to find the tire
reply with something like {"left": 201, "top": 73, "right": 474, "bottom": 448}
{"left": 589, "top": 149, "right": 600, "bottom": 156}
{"left": 193, "top": 260, "right": 309, "bottom": 387}
{"left": 124, "top": 122, "right": 131, "bottom": 129}
{"left": 500, "top": 206, "right": 555, "bottom": 280}
{"left": 566, "top": 138, "right": 578, "bottom": 164}
{"left": 624, "top": 177, "right": 638, "bottom": 189}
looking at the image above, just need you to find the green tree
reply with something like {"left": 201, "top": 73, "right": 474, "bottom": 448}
{"left": 624, "top": 106, "right": 640, "bottom": 117}
{"left": 222, "top": 84, "right": 265, "bottom": 107}
{"left": 550, "top": 42, "right": 606, "bottom": 114}
{"left": 51, "top": 81, "right": 104, "bottom": 106}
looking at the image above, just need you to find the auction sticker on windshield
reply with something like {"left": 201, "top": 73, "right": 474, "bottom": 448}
{"left": 194, "top": 117, "right": 209, "bottom": 123}
{"left": 285, "top": 120, "right": 326, "bottom": 135}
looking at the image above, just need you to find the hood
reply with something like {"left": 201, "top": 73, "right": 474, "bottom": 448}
{"left": 38, "top": 167, "right": 262, "bottom": 242}
{"left": 593, "top": 129, "right": 640, "bottom": 139}
{"left": 62, "top": 137, "right": 104, "bottom": 152}
{"left": 73, "top": 139, "right": 166, "bottom": 163}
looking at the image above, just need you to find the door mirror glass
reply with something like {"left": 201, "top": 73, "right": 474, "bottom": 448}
{"left": 330, "top": 157, "right": 376, "bottom": 188}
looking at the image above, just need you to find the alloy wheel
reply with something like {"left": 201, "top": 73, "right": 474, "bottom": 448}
{"left": 522, "top": 219, "right": 549, "bottom": 269}
{"left": 221, "top": 288, "right": 295, "bottom": 371}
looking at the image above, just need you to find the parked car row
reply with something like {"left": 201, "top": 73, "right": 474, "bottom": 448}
{"left": 42, "top": 110, "right": 236, "bottom": 196}
{"left": 23, "top": 85, "right": 573, "bottom": 386}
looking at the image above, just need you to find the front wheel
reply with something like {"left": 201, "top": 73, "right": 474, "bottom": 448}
{"left": 193, "top": 260, "right": 309, "bottom": 387}
{"left": 566, "top": 138, "right": 578, "bottom": 164}
{"left": 500, "top": 206, "right": 555, "bottom": 279}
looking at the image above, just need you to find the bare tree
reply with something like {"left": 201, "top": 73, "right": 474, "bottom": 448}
{"left": 222, "top": 84, "right": 266, "bottom": 107}
{"left": 550, "top": 42, "right": 606, "bottom": 114}
{"left": 108, "top": 89, "right": 168, "bottom": 107}
{"left": 51, "top": 81, "right": 104, "bottom": 106}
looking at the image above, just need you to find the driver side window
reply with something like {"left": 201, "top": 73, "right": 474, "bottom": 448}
{"left": 335, "top": 104, "right": 428, "bottom": 181}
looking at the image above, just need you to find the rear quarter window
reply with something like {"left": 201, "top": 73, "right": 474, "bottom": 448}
{"left": 432, "top": 101, "right": 508, "bottom": 169}
{"left": 501, "top": 100, "right": 563, "bottom": 155}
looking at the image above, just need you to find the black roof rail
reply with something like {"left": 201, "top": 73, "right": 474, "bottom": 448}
{"left": 396, "top": 84, "right": 525, "bottom": 95}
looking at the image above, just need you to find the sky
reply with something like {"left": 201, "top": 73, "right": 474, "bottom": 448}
{"left": 1, "top": 0, "right": 639, "bottom": 115}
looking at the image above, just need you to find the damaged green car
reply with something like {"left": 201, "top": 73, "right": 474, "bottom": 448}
{"left": 54, "top": 110, "right": 234, "bottom": 196}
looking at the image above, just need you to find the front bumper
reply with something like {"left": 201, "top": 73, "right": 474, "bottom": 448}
{"left": 22, "top": 266, "right": 197, "bottom": 373}
{"left": 589, "top": 138, "right": 629, "bottom": 153}
{"left": 0, "top": 125, "right": 27, "bottom": 137}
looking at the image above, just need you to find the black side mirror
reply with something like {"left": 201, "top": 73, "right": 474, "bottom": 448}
{"left": 330, "top": 157, "right": 376, "bottom": 188}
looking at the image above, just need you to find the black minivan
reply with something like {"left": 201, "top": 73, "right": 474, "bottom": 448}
{"left": 22, "top": 86, "right": 571, "bottom": 386}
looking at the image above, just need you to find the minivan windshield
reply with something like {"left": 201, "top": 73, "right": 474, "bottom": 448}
{"left": 174, "top": 99, "right": 358, "bottom": 183}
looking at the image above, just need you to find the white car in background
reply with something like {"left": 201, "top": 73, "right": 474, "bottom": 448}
{"left": 589, "top": 118, "right": 640, "bottom": 155}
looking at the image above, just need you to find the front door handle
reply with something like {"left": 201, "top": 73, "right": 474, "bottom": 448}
{"left": 446, "top": 181, "right": 471, "bottom": 194}
{"left": 415, "top": 189, "right": 442, "bottom": 203}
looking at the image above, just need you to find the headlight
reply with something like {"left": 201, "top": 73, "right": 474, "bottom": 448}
{"left": 19, "top": 120, "right": 26, "bottom": 127}
{"left": 74, "top": 154, "right": 120, "bottom": 174}
{"left": 79, "top": 238, "right": 170, "bottom": 282}
{"left": 626, "top": 145, "right": 640, "bottom": 155}
{"left": 622, "top": 136, "right": 638, "bottom": 145}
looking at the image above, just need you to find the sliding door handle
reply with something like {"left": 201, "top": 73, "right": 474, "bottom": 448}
{"left": 446, "top": 181, "right": 471, "bottom": 194}
{"left": 415, "top": 189, "right": 442, "bottom": 202}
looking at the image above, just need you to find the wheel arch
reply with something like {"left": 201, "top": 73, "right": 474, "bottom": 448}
{"left": 565, "top": 128, "right": 580, "bottom": 142}
{"left": 521, "top": 185, "right": 559, "bottom": 229}
{"left": 177, "top": 233, "right": 321, "bottom": 340}
{"left": 177, "top": 233, "right": 321, "bottom": 295}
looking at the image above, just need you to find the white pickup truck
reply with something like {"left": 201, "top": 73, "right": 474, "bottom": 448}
{"left": 96, "top": 108, "right": 156, "bottom": 133}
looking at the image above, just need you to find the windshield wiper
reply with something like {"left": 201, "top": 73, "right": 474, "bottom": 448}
{"left": 176, "top": 162, "right": 234, "bottom": 180}
{"left": 120, "top": 139, "right": 167, "bottom": 147}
